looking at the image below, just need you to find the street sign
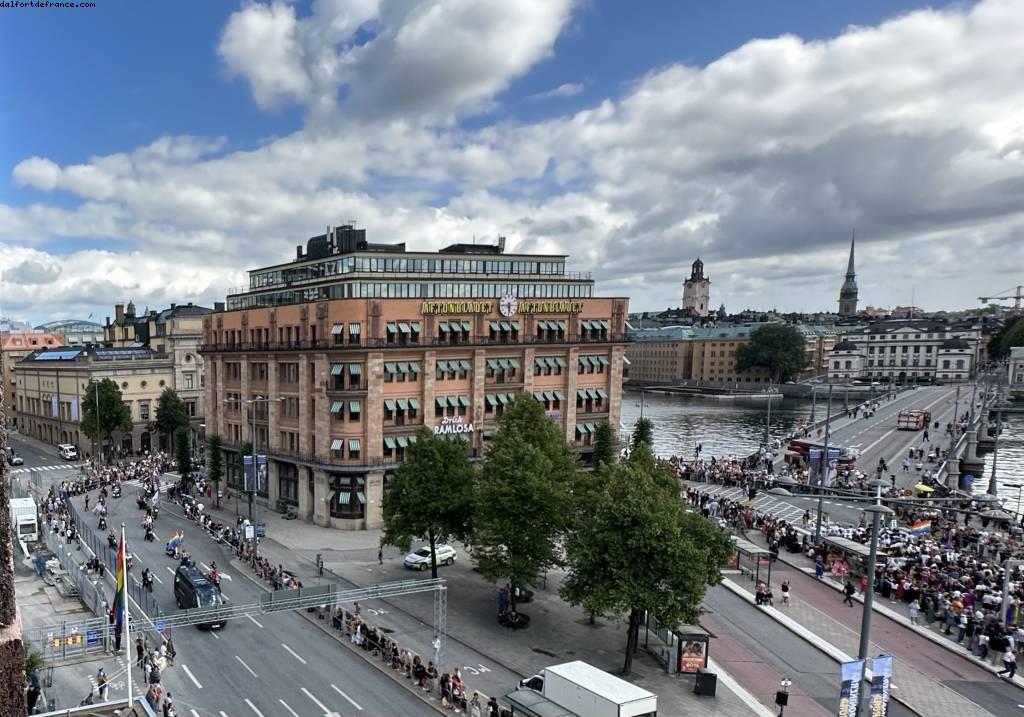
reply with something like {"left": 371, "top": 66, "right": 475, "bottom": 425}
{"left": 255, "top": 522, "right": 266, "bottom": 538}
{"left": 244, "top": 525, "right": 255, "bottom": 540}
{"left": 155, "top": 621, "right": 165, "bottom": 633}
{"left": 86, "top": 630, "right": 99, "bottom": 646}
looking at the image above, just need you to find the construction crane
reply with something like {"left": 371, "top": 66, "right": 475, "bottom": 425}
{"left": 979, "top": 285, "right": 1023, "bottom": 310}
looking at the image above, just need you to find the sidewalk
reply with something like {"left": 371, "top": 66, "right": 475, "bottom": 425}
{"left": 190, "top": 493, "right": 771, "bottom": 717}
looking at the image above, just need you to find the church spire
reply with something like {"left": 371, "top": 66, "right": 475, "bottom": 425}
{"left": 838, "top": 231, "right": 859, "bottom": 316}
{"left": 846, "top": 232, "right": 856, "bottom": 277}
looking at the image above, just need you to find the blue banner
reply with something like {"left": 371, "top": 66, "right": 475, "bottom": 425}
{"left": 869, "top": 655, "right": 893, "bottom": 716}
{"left": 243, "top": 454, "right": 268, "bottom": 492}
{"left": 838, "top": 659, "right": 864, "bottom": 717}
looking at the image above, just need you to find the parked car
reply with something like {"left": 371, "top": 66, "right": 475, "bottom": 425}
{"left": 403, "top": 544, "right": 457, "bottom": 570}
{"left": 5, "top": 448, "right": 23, "bottom": 466}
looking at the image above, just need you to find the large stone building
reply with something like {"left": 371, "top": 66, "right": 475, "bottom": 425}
{"left": 35, "top": 319, "right": 105, "bottom": 346}
{"left": 1007, "top": 346, "right": 1024, "bottom": 400}
{"left": 682, "top": 258, "right": 711, "bottom": 318}
{"left": 827, "top": 320, "right": 981, "bottom": 383}
{"left": 1, "top": 332, "right": 65, "bottom": 429}
{"left": 201, "top": 225, "right": 629, "bottom": 530}
{"left": 15, "top": 346, "right": 174, "bottom": 458}
{"left": 104, "top": 301, "right": 213, "bottom": 449}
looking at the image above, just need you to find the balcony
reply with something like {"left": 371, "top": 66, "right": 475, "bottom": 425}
{"left": 199, "top": 332, "right": 630, "bottom": 354}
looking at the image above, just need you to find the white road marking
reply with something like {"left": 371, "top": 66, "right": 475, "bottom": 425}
{"left": 245, "top": 614, "right": 264, "bottom": 628}
{"left": 220, "top": 712, "right": 230, "bottom": 717}
{"left": 244, "top": 698, "right": 265, "bottom": 717}
{"left": 235, "top": 654, "right": 258, "bottom": 677}
{"left": 331, "top": 684, "right": 363, "bottom": 711}
{"left": 191, "top": 710, "right": 200, "bottom": 717}
{"left": 279, "top": 700, "right": 301, "bottom": 717}
{"left": 301, "top": 687, "right": 330, "bottom": 713}
{"left": 210, "top": 630, "right": 220, "bottom": 640}
{"left": 181, "top": 664, "right": 203, "bottom": 689}
{"left": 281, "top": 643, "right": 307, "bottom": 664}
{"left": 152, "top": 572, "right": 163, "bottom": 584}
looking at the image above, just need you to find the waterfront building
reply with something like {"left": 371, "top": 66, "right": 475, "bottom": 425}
{"left": 682, "top": 258, "right": 711, "bottom": 318}
{"left": 838, "top": 235, "right": 858, "bottom": 317}
{"left": 15, "top": 346, "right": 174, "bottom": 456}
{"left": 201, "top": 225, "right": 629, "bottom": 530}
{"left": 34, "top": 319, "right": 105, "bottom": 346}
{"left": 1, "top": 332, "right": 65, "bottom": 430}
{"left": 1009, "top": 347, "right": 1024, "bottom": 400}
{"left": 826, "top": 320, "right": 981, "bottom": 383}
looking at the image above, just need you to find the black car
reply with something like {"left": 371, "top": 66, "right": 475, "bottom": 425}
{"left": 173, "top": 564, "right": 226, "bottom": 629}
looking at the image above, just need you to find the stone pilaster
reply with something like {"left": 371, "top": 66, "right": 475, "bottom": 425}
{"left": 312, "top": 354, "right": 329, "bottom": 462}
{"left": 267, "top": 458, "right": 280, "bottom": 505}
{"left": 267, "top": 357, "right": 279, "bottom": 444}
{"left": 608, "top": 345, "right": 625, "bottom": 434}
{"left": 365, "top": 352, "right": 384, "bottom": 459}
{"left": 565, "top": 345, "right": 579, "bottom": 444}
{"left": 423, "top": 349, "right": 437, "bottom": 427}
{"left": 313, "top": 468, "right": 329, "bottom": 526}
{"left": 298, "top": 356, "right": 310, "bottom": 456}
{"left": 240, "top": 359, "right": 250, "bottom": 443}
{"left": 473, "top": 349, "right": 487, "bottom": 445}
{"left": 365, "top": 469, "right": 385, "bottom": 529}
{"left": 297, "top": 466, "right": 313, "bottom": 521}
{"left": 523, "top": 347, "right": 536, "bottom": 393}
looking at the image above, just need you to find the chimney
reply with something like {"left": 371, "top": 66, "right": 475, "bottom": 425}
{"left": 187, "top": 302, "right": 193, "bottom": 307}
{"left": 170, "top": 303, "right": 176, "bottom": 310}
{"left": 297, "top": 245, "right": 303, "bottom": 259}
{"left": 115, "top": 303, "right": 124, "bottom": 323}
{"left": 214, "top": 302, "right": 225, "bottom": 312}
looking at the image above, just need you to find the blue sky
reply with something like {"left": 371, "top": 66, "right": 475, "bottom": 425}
{"left": 4, "top": 0, "right": 1020, "bottom": 323}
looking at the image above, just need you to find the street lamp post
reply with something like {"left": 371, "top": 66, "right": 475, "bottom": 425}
{"left": 764, "top": 381, "right": 773, "bottom": 447}
{"left": 809, "top": 387, "right": 817, "bottom": 425}
{"left": 813, "top": 384, "right": 835, "bottom": 543}
{"left": 855, "top": 480, "right": 895, "bottom": 717}
{"left": 987, "top": 385, "right": 1003, "bottom": 499}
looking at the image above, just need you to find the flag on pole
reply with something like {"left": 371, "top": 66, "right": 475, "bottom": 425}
{"left": 114, "top": 527, "right": 126, "bottom": 636}
{"left": 910, "top": 520, "right": 931, "bottom": 536}
{"left": 167, "top": 530, "right": 184, "bottom": 549}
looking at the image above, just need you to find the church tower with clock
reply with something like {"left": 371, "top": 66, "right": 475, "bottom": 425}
{"left": 682, "top": 258, "right": 711, "bottom": 317}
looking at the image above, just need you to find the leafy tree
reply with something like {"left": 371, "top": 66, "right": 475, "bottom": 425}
{"left": 382, "top": 426, "right": 475, "bottom": 580}
{"left": 735, "top": 323, "right": 808, "bottom": 382}
{"left": 207, "top": 434, "right": 224, "bottom": 508}
{"left": 155, "top": 388, "right": 189, "bottom": 452}
{"left": 0, "top": 383, "right": 27, "bottom": 716}
{"left": 591, "top": 420, "right": 617, "bottom": 466}
{"left": 174, "top": 428, "right": 192, "bottom": 487}
{"left": 561, "top": 452, "right": 734, "bottom": 675}
{"left": 631, "top": 417, "right": 654, "bottom": 452}
{"left": 473, "top": 395, "right": 578, "bottom": 605}
{"left": 990, "top": 316, "right": 1024, "bottom": 358}
{"left": 80, "top": 379, "right": 132, "bottom": 463}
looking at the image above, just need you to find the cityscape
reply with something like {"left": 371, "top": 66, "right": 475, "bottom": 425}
{"left": 2, "top": 2, "right": 1024, "bottom": 717}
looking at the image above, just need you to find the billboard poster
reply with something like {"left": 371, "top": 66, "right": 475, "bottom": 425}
{"left": 838, "top": 659, "right": 864, "bottom": 717}
{"left": 869, "top": 655, "right": 893, "bottom": 716}
{"left": 244, "top": 454, "right": 268, "bottom": 492}
{"left": 678, "top": 639, "right": 708, "bottom": 674}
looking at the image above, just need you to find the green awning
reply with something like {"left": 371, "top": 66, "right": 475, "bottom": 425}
{"left": 411, "top": 322, "right": 421, "bottom": 332}
{"left": 396, "top": 436, "right": 409, "bottom": 448}
{"left": 436, "top": 360, "right": 449, "bottom": 371}
{"left": 398, "top": 322, "right": 411, "bottom": 333}
{"left": 543, "top": 391, "right": 555, "bottom": 401}
{"left": 397, "top": 399, "right": 408, "bottom": 410}
{"left": 581, "top": 320, "right": 592, "bottom": 330}
{"left": 384, "top": 362, "right": 397, "bottom": 373}
{"left": 384, "top": 400, "right": 396, "bottom": 411}
{"left": 331, "top": 363, "right": 344, "bottom": 376}
{"left": 331, "top": 323, "right": 344, "bottom": 335}
{"left": 408, "top": 362, "right": 420, "bottom": 373}
{"left": 553, "top": 390, "right": 565, "bottom": 400}
{"left": 407, "top": 434, "right": 417, "bottom": 444}
{"left": 587, "top": 388, "right": 600, "bottom": 399}
{"left": 586, "top": 423, "right": 596, "bottom": 432}
{"left": 461, "top": 321, "right": 472, "bottom": 332}
{"left": 447, "top": 396, "right": 459, "bottom": 407}
{"left": 489, "top": 321, "right": 500, "bottom": 332}
{"left": 578, "top": 356, "right": 591, "bottom": 367}
{"left": 500, "top": 321, "right": 512, "bottom": 331}
{"left": 534, "top": 358, "right": 546, "bottom": 369}
{"left": 338, "top": 491, "right": 351, "bottom": 505}
{"left": 349, "top": 401, "right": 360, "bottom": 413}
{"left": 598, "top": 356, "right": 610, "bottom": 365}
{"left": 396, "top": 362, "right": 409, "bottom": 373}
{"left": 331, "top": 439, "right": 344, "bottom": 450}
{"left": 596, "top": 388, "right": 608, "bottom": 399}
{"left": 486, "top": 359, "right": 498, "bottom": 369}
{"left": 349, "top": 364, "right": 361, "bottom": 375}
{"left": 600, "top": 320, "right": 611, "bottom": 330}
{"left": 483, "top": 430, "right": 495, "bottom": 438}
{"left": 436, "top": 397, "right": 447, "bottom": 408}
{"left": 458, "top": 395, "right": 470, "bottom": 407}
{"left": 508, "top": 358, "right": 520, "bottom": 369}
{"left": 485, "top": 395, "right": 498, "bottom": 406}
{"left": 554, "top": 357, "right": 567, "bottom": 367}
{"left": 496, "top": 394, "right": 509, "bottom": 405}
{"left": 330, "top": 401, "right": 344, "bottom": 413}
{"left": 348, "top": 439, "right": 361, "bottom": 452}
{"left": 497, "top": 358, "right": 509, "bottom": 369}
{"left": 439, "top": 321, "right": 450, "bottom": 332}
{"left": 356, "top": 491, "right": 366, "bottom": 503}
{"left": 533, "top": 392, "right": 544, "bottom": 401}
{"left": 384, "top": 437, "right": 396, "bottom": 450}
{"left": 577, "top": 389, "right": 587, "bottom": 399}
{"left": 387, "top": 322, "right": 397, "bottom": 334}
{"left": 408, "top": 398, "right": 420, "bottom": 410}
{"left": 510, "top": 321, "right": 520, "bottom": 332}
{"left": 575, "top": 424, "right": 588, "bottom": 434}
{"left": 557, "top": 320, "right": 567, "bottom": 331}
{"left": 460, "top": 360, "right": 471, "bottom": 371}
{"left": 349, "top": 323, "right": 361, "bottom": 334}
{"left": 536, "top": 320, "right": 548, "bottom": 330}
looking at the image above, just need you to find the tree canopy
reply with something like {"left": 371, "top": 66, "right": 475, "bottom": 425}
{"left": 561, "top": 447, "right": 733, "bottom": 674}
{"left": 591, "top": 420, "right": 617, "bottom": 466}
{"left": 631, "top": 416, "right": 654, "bottom": 452}
{"left": 990, "top": 316, "right": 1024, "bottom": 359}
{"left": 80, "top": 379, "right": 132, "bottom": 457}
{"left": 155, "top": 388, "right": 190, "bottom": 450}
{"left": 472, "top": 395, "right": 578, "bottom": 598}
{"left": 207, "top": 434, "right": 224, "bottom": 507}
{"left": 735, "top": 323, "right": 808, "bottom": 382}
{"left": 382, "top": 426, "right": 475, "bottom": 580}
{"left": 175, "top": 428, "right": 192, "bottom": 486}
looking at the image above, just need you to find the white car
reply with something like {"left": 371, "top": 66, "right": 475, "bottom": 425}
{"left": 403, "top": 544, "right": 457, "bottom": 570}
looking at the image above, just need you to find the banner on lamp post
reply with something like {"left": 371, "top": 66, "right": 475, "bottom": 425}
{"left": 244, "top": 454, "right": 268, "bottom": 493}
{"left": 869, "top": 655, "right": 893, "bottom": 716}
{"left": 837, "top": 659, "right": 864, "bottom": 717}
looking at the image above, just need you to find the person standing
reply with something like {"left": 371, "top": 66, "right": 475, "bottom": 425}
{"left": 96, "top": 668, "right": 109, "bottom": 701}
{"left": 908, "top": 598, "right": 920, "bottom": 626}
{"left": 815, "top": 556, "right": 825, "bottom": 580}
{"left": 843, "top": 581, "right": 856, "bottom": 607}
{"left": 781, "top": 580, "right": 791, "bottom": 607}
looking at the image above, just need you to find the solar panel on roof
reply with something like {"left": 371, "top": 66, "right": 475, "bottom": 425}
{"left": 31, "top": 349, "right": 81, "bottom": 361}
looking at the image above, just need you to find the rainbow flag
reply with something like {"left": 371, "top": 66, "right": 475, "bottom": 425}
{"left": 167, "top": 531, "right": 184, "bottom": 549}
{"left": 114, "top": 527, "right": 126, "bottom": 636}
{"left": 910, "top": 520, "right": 931, "bottom": 536}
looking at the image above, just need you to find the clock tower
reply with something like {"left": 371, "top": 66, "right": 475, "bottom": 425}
{"left": 682, "top": 258, "right": 711, "bottom": 317}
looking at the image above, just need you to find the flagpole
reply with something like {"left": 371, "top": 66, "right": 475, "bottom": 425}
{"left": 122, "top": 523, "right": 133, "bottom": 708}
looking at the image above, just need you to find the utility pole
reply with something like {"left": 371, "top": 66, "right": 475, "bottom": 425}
{"left": 813, "top": 384, "right": 834, "bottom": 543}
{"left": 987, "top": 390, "right": 1003, "bottom": 499}
{"left": 764, "top": 381, "right": 772, "bottom": 447}
{"left": 855, "top": 480, "right": 895, "bottom": 717}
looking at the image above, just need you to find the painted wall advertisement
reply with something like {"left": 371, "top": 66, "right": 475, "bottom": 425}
{"left": 868, "top": 655, "right": 893, "bottom": 716}
{"left": 243, "top": 454, "right": 268, "bottom": 493}
{"left": 837, "top": 659, "right": 864, "bottom": 717}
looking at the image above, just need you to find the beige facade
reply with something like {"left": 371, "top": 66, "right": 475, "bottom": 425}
{"left": 2, "top": 332, "right": 64, "bottom": 430}
{"left": 16, "top": 347, "right": 174, "bottom": 458}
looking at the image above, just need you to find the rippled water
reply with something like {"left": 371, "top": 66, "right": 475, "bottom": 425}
{"left": 978, "top": 412, "right": 1024, "bottom": 514}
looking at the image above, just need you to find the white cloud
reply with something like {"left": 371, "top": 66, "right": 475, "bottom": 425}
{"left": 528, "top": 82, "right": 583, "bottom": 101}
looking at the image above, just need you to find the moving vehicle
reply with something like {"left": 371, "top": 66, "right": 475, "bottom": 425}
{"left": 10, "top": 497, "right": 39, "bottom": 543}
{"left": 897, "top": 409, "right": 931, "bottom": 431}
{"left": 784, "top": 439, "right": 859, "bottom": 469}
{"left": 173, "top": 564, "right": 226, "bottom": 629}
{"left": 513, "top": 660, "right": 657, "bottom": 717}
{"left": 403, "top": 544, "right": 457, "bottom": 570}
{"left": 58, "top": 444, "right": 79, "bottom": 461}
{"left": 5, "top": 448, "right": 23, "bottom": 466}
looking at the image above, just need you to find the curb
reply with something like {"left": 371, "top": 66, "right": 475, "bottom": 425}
{"left": 705, "top": 656, "right": 777, "bottom": 717}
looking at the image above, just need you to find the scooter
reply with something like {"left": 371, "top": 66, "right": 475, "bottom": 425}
{"left": 144, "top": 526, "right": 156, "bottom": 543}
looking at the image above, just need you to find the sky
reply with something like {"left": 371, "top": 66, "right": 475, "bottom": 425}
{"left": 2, "top": 0, "right": 1022, "bottom": 325}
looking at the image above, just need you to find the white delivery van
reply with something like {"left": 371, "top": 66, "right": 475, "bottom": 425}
{"left": 58, "top": 444, "right": 79, "bottom": 460}
{"left": 10, "top": 498, "right": 39, "bottom": 543}
{"left": 514, "top": 661, "right": 657, "bottom": 717}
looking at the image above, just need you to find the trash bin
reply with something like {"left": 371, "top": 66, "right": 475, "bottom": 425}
{"left": 694, "top": 668, "right": 717, "bottom": 697}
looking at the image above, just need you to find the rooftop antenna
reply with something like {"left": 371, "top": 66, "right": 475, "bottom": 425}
{"left": 910, "top": 287, "right": 915, "bottom": 318}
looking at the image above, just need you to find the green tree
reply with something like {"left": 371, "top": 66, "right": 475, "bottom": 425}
{"left": 80, "top": 379, "right": 132, "bottom": 463}
{"left": 207, "top": 435, "right": 224, "bottom": 508}
{"left": 382, "top": 426, "right": 475, "bottom": 580}
{"left": 473, "top": 395, "right": 578, "bottom": 604}
{"left": 175, "top": 428, "right": 192, "bottom": 487}
{"left": 591, "top": 420, "right": 617, "bottom": 466}
{"left": 561, "top": 452, "right": 733, "bottom": 675}
{"left": 0, "top": 382, "right": 27, "bottom": 716}
{"left": 990, "top": 316, "right": 1024, "bottom": 358}
{"left": 155, "top": 388, "right": 190, "bottom": 452}
{"left": 735, "top": 323, "right": 808, "bottom": 382}
{"left": 631, "top": 416, "right": 654, "bottom": 452}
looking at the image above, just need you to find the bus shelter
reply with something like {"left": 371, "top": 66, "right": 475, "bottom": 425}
{"left": 822, "top": 536, "right": 885, "bottom": 579}
{"left": 732, "top": 536, "right": 773, "bottom": 590}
